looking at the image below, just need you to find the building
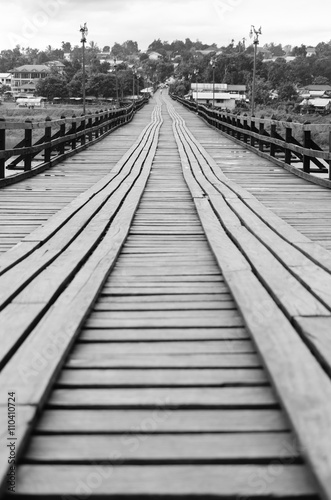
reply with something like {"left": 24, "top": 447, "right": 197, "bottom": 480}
{"left": 10, "top": 65, "right": 51, "bottom": 94}
{"left": 0, "top": 73, "right": 12, "bottom": 87}
{"left": 148, "top": 51, "right": 163, "bottom": 60}
{"left": 45, "top": 60, "right": 65, "bottom": 75}
{"left": 190, "top": 83, "right": 246, "bottom": 109}
{"left": 306, "top": 46, "right": 316, "bottom": 57}
{"left": 257, "top": 47, "right": 273, "bottom": 59}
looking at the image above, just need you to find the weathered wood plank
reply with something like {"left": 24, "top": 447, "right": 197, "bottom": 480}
{"left": 57, "top": 368, "right": 266, "bottom": 387}
{"left": 24, "top": 432, "right": 298, "bottom": 462}
{"left": 48, "top": 387, "right": 277, "bottom": 408}
{"left": 14, "top": 464, "right": 318, "bottom": 497}
{"left": 36, "top": 408, "right": 289, "bottom": 433}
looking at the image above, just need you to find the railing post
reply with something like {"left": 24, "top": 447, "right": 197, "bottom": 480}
{"left": 71, "top": 114, "right": 77, "bottom": 150}
{"left": 251, "top": 117, "right": 256, "bottom": 148}
{"left": 270, "top": 123, "right": 277, "bottom": 157}
{"left": 80, "top": 114, "right": 86, "bottom": 146}
{"left": 303, "top": 125, "right": 311, "bottom": 173}
{"left": 259, "top": 118, "right": 264, "bottom": 152}
{"left": 236, "top": 117, "right": 242, "bottom": 141}
{"left": 243, "top": 115, "right": 248, "bottom": 144}
{"left": 95, "top": 111, "right": 99, "bottom": 139}
{"left": 59, "top": 115, "right": 66, "bottom": 155}
{"left": 285, "top": 120, "right": 292, "bottom": 165}
{"left": 24, "top": 119, "right": 32, "bottom": 171}
{"left": 99, "top": 110, "right": 104, "bottom": 135}
{"left": 0, "top": 118, "right": 6, "bottom": 179}
{"left": 231, "top": 116, "right": 236, "bottom": 138}
{"left": 44, "top": 116, "right": 52, "bottom": 164}
{"left": 88, "top": 112, "right": 93, "bottom": 142}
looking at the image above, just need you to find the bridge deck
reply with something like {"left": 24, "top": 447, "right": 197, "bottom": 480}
{"left": 0, "top": 92, "right": 331, "bottom": 499}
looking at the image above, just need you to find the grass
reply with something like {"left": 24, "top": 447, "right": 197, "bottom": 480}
{"left": 0, "top": 102, "right": 112, "bottom": 149}
{"left": 252, "top": 103, "right": 331, "bottom": 149}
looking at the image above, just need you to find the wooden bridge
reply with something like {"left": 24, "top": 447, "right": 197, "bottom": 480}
{"left": 0, "top": 90, "right": 331, "bottom": 499}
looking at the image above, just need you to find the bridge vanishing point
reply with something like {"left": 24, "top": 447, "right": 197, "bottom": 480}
{"left": 0, "top": 90, "right": 331, "bottom": 499}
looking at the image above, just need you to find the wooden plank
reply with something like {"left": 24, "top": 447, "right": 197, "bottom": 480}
{"left": 294, "top": 316, "right": 331, "bottom": 375}
{"left": 57, "top": 368, "right": 267, "bottom": 387}
{"left": 71, "top": 340, "right": 255, "bottom": 356}
{"left": 48, "top": 387, "right": 277, "bottom": 408}
{"left": 14, "top": 464, "right": 318, "bottom": 497}
{"left": 36, "top": 408, "right": 289, "bottom": 433}
{"left": 79, "top": 327, "right": 248, "bottom": 341}
{"left": 66, "top": 353, "right": 261, "bottom": 369}
{"left": 24, "top": 432, "right": 298, "bottom": 463}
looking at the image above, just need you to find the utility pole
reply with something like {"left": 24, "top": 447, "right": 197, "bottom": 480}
{"left": 249, "top": 25, "right": 262, "bottom": 115}
{"left": 79, "top": 23, "right": 88, "bottom": 115}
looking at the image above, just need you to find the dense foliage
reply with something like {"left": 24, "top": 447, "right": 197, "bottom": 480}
{"left": 2, "top": 38, "right": 331, "bottom": 103}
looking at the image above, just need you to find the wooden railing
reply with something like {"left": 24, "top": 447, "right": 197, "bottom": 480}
{"left": 171, "top": 95, "right": 331, "bottom": 181}
{"left": 0, "top": 97, "right": 148, "bottom": 181}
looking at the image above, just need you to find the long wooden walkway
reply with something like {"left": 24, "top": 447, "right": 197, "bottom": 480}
{"left": 0, "top": 92, "right": 331, "bottom": 499}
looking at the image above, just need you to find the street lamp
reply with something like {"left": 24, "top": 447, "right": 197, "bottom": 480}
{"left": 210, "top": 59, "right": 216, "bottom": 108}
{"left": 249, "top": 25, "right": 262, "bottom": 115}
{"left": 79, "top": 22, "right": 88, "bottom": 115}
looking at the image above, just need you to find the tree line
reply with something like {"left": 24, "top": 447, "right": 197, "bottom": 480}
{"left": 1, "top": 38, "right": 331, "bottom": 103}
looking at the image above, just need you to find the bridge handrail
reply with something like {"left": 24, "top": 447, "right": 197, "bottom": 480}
{"left": 0, "top": 97, "right": 148, "bottom": 182}
{"left": 171, "top": 94, "right": 331, "bottom": 180}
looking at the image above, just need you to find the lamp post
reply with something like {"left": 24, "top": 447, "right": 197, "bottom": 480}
{"left": 249, "top": 25, "right": 262, "bottom": 115}
{"left": 210, "top": 59, "right": 216, "bottom": 108}
{"left": 79, "top": 22, "right": 88, "bottom": 115}
{"left": 113, "top": 57, "right": 119, "bottom": 107}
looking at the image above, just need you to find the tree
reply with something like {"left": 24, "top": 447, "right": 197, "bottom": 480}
{"left": 0, "top": 84, "right": 11, "bottom": 95}
{"left": 87, "top": 73, "right": 115, "bottom": 98}
{"left": 291, "top": 45, "right": 307, "bottom": 57}
{"left": 36, "top": 75, "right": 68, "bottom": 100}
{"left": 148, "top": 39, "right": 164, "bottom": 52}
{"left": 315, "top": 41, "right": 331, "bottom": 58}
{"left": 123, "top": 40, "right": 139, "bottom": 55}
{"left": 312, "top": 75, "right": 330, "bottom": 85}
{"left": 252, "top": 78, "right": 272, "bottom": 105}
{"left": 278, "top": 82, "right": 297, "bottom": 101}
{"left": 264, "top": 43, "right": 284, "bottom": 57}
{"left": 61, "top": 41, "right": 72, "bottom": 53}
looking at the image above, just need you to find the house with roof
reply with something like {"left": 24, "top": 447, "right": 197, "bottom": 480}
{"left": 257, "top": 47, "right": 273, "bottom": 59}
{"left": 10, "top": 65, "right": 51, "bottom": 94}
{"left": 0, "top": 73, "right": 12, "bottom": 87}
{"left": 45, "top": 60, "right": 65, "bottom": 75}
{"left": 306, "top": 46, "right": 316, "bottom": 57}
{"left": 148, "top": 51, "right": 163, "bottom": 61}
{"left": 190, "top": 83, "right": 246, "bottom": 109}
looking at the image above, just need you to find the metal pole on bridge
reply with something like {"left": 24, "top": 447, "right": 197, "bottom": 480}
{"left": 79, "top": 23, "right": 88, "bottom": 116}
{"left": 249, "top": 25, "right": 262, "bottom": 116}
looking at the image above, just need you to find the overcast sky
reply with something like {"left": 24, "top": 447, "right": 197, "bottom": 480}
{"left": 1, "top": 0, "right": 330, "bottom": 52}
